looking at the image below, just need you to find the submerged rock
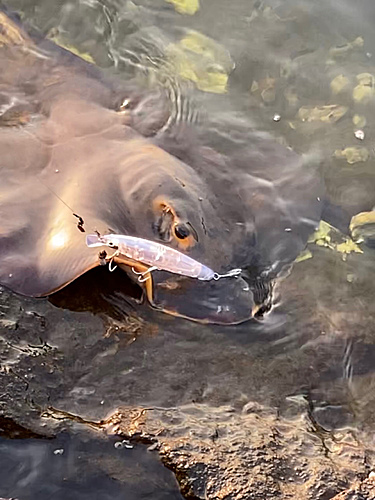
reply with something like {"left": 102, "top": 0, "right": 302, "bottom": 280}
{"left": 330, "top": 474, "right": 375, "bottom": 499}
{"left": 350, "top": 210, "right": 375, "bottom": 246}
{"left": 166, "top": 30, "right": 234, "bottom": 93}
{"left": 298, "top": 105, "right": 348, "bottom": 124}
{"left": 39, "top": 401, "right": 375, "bottom": 500}
{"left": 308, "top": 220, "right": 362, "bottom": 256}
{"left": 165, "top": 0, "right": 200, "bottom": 15}
{"left": 330, "top": 75, "right": 350, "bottom": 94}
{"left": 334, "top": 146, "right": 369, "bottom": 164}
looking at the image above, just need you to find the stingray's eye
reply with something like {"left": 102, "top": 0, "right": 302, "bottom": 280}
{"left": 154, "top": 206, "right": 174, "bottom": 241}
{"left": 174, "top": 224, "right": 190, "bottom": 240}
{"left": 153, "top": 199, "right": 198, "bottom": 247}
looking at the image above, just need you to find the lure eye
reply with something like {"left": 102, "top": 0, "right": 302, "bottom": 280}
{"left": 174, "top": 224, "right": 190, "bottom": 240}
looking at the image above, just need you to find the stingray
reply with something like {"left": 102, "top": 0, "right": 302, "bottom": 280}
{"left": 0, "top": 9, "right": 323, "bottom": 324}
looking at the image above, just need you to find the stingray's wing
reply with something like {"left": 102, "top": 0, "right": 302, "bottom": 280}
{"left": 0, "top": 184, "right": 105, "bottom": 297}
{"left": 0, "top": 125, "right": 108, "bottom": 297}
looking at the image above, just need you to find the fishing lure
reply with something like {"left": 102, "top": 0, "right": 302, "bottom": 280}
{"left": 86, "top": 233, "right": 242, "bottom": 281}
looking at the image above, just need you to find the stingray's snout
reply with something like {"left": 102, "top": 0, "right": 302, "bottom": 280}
{"left": 86, "top": 234, "right": 103, "bottom": 247}
{"left": 152, "top": 273, "right": 255, "bottom": 325}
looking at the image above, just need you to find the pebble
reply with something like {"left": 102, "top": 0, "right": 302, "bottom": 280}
{"left": 120, "top": 99, "right": 129, "bottom": 109}
{"left": 354, "top": 129, "right": 365, "bottom": 140}
{"left": 147, "top": 442, "right": 159, "bottom": 452}
{"left": 273, "top": 113, "right": 281, "bottom": 122}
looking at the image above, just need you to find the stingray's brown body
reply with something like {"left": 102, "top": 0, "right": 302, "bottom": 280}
{"left": 0, "top": 10, "right": 323, "bottom": 324}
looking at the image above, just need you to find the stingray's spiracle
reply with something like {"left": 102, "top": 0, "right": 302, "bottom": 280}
{"left": 86, "top": 233, "right": 242, "bottom": 281}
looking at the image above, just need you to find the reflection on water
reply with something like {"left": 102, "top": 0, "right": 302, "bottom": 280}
{"left": 0, "top": 429, "right": 183, "bottom": 500}
{"left": 2, "top": 0, "right": 375, "bottom": 497}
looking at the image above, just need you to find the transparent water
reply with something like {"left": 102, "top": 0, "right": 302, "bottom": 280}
{"left": 1, "top": 0, "right": 375, "bottom": 497}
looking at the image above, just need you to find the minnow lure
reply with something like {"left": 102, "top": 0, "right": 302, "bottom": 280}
{"left": 86, "top": 233, "right": 241, "bottom": 281}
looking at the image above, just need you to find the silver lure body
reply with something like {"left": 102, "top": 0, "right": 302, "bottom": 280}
{"left": 86, "top": 233, "right": 216, "bottom": 280}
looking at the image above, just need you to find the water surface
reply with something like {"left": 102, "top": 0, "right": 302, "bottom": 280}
{"left": 2, "top": 0, "right": 375, "bottom": 497}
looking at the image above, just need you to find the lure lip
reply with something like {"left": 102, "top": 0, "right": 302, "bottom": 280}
{"left": 86, "top": 233, "right": 104, "bottom": 248}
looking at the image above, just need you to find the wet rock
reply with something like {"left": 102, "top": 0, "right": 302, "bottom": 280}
{"left": 329, "top": 473, "right": 375, "bottom": 499}
{"left": 84, "top": 402, "right": 375, "bottom": 500}
{"left": 0, "top": 415, "right": 49, "bottom": 440}
{"left": 0, "top": 319, "right": 17, "bottom": 330}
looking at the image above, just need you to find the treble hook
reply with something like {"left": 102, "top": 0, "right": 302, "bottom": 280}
{"left": 108, "top": 259, "right": 117, "bottom": 272}
{"left": 107, "top": 250, "right": 120, "bottom": 272}
{"left": 131, "top": 266, "right": 159, "bottom": 283}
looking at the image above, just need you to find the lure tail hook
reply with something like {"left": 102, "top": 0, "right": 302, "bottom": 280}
{"left": 213, "top": 268, "right": 242, "bottom": 280}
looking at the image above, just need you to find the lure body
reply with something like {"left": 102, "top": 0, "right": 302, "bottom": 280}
{"left": 86, "top": 233, "right": 216, "bottom": 280}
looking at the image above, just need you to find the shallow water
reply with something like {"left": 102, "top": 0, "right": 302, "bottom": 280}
{"left": 2, "top": 0, "right": 375, "bottom": 497}
{"left": 0, "top": 429, "right": 184, "bottom": 499}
